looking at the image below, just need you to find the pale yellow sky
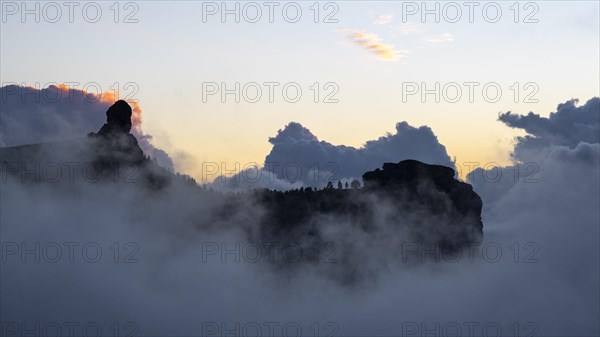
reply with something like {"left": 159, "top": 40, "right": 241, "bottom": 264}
{"left": 2, "top": 1, "right": 598, "bottom": 181}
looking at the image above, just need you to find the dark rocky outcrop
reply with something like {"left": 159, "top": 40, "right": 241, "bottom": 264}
{"left": 1, "top": 100, "right": 168, "bottom": 187}
{"left": 98, "top": 100, "right": 134, "bottom": 136}
{"left": 362, "top": 160, "right": 483, "bottom": 245}
{"left": 1, "top": 102, "right": 484, "bottom": 283}
{"left": 244, "top": 160, "right": 483, "bottom": 283}
{"left": 87, "top": 100, "right": 145, "bottom": 168}
{"left": 252, "top": 160, "right": 482, "bottom": 248}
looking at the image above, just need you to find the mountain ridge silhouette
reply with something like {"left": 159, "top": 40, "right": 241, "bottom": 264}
{"left": 0, "top": 100, "right": 484, "bottom": 282}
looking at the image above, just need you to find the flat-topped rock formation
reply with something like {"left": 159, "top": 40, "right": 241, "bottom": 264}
{"left": 362, "top": 160, "right": 483, "bottom": 244}
{"left": 243, "top": 160, "right": 483, "bottom": 282}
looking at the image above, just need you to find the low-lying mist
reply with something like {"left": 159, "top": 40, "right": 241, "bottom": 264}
{"left": 1, "top": 95, "right": 599, "bottom": 336}
{"left": 1, "top": 142, "right": 598, "bottom": 337}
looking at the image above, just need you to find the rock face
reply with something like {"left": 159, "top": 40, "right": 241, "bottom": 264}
{"left": 254, "top": 160, "right": 482, "bottom": 244}
{"left": 362, "top": 160, "right": 483, "bottom": 246}
{"left": 242, "top": 160, "right": 484, "bottom": 282}
{"left": 99, "top": 100, "right": 133, "bottom": 135}
{"left": 88, "top": 100, "right": 145, "bottom": 167}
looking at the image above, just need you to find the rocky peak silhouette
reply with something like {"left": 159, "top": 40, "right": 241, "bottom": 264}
{"left": 0, "top": 105, "right": 485, "bottom": 282}
{"left": 1, "top": 100, "right": 171, "bottom": 188}
{"left": 88, "top": 100, "right": 144, "bottom": 166}
{"left": 98, "top": 100, "right": 133, "bottom": 136}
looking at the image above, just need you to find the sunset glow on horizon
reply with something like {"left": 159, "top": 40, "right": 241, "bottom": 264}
{"left": 1, "top": 1, "right": 598, "bottom": 181}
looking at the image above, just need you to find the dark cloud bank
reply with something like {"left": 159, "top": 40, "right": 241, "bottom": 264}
{"left": 1, "top": 90, "right": 598, "bottom": 336}
{"left": 470, "top": 97, "right": 600, "bottom": 212}
{"left": 213, "top": 121, "right": 453, "bottom": 191}
{"left": 265, "top": 121, "right": 453, "bottom": 182}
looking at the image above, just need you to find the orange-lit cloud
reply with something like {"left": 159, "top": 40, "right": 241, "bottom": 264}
{"left": 48, "top": 83, "right": 143, "bottom": 134}
{"left": 341, "top": 29, "right": 407, "bottom": 61}
{"left": 48, "top": 84, "right": 167, "bottom": 163}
